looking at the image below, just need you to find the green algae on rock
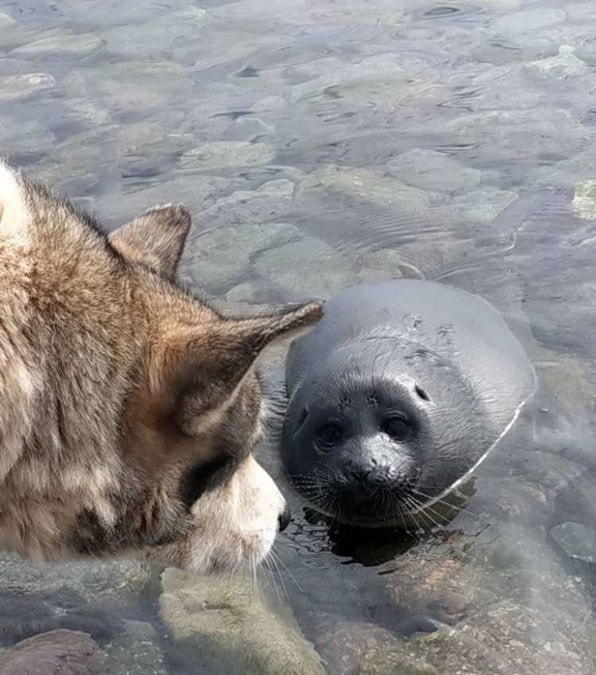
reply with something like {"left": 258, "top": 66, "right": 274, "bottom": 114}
{"left": 160, "top": 568, "right": 324, "bottom": 675}
{"left": 572, "top": 180, "right": 596, "bottom": 220}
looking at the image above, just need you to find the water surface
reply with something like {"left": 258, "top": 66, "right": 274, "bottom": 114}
{"left": 1, "top": 0, "right": 596, "bottom": 673}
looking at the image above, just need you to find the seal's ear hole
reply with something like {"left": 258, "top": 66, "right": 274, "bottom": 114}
{"left": 415, "top": 384, "right": 431, "bottom": 402}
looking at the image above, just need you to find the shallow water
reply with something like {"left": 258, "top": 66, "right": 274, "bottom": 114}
{"left": 1, "top": 0, "right": 596, "bottom": 672}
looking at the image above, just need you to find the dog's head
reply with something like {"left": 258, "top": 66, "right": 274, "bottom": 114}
{"left": 0, "top": 161, "right": 322, "bottom": 573}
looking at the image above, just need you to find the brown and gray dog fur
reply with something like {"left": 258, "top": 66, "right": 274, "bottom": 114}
{"left": 0, "top": 160, "right": 322, "bottom": 573}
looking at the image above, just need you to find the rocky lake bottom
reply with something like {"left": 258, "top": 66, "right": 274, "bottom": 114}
{"left": 1, "top": 0, "right": 596, "bottom": 672}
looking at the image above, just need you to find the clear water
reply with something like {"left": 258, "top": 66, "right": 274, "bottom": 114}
{"left": 1, "top": 0, "right": 596, "bottom": 673}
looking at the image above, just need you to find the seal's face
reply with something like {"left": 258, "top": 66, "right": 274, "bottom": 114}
{"left": 281, "top": 354, "right": 490, "bottom": 528}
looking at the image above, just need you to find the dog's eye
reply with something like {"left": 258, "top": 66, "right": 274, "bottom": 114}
{"left": 316, "top": 423, "right": 343, "bottom": 448}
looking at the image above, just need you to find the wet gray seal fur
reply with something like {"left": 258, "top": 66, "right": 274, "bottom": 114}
{"left": 280, "top": 279, "right": 536, "bottom": 528}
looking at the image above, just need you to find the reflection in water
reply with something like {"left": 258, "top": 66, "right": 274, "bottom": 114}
{"left": 1, "top": 0, "right": 596, "bottom": 672}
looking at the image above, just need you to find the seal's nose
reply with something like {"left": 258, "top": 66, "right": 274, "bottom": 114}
{"left": 278, "top": 505, "right": 291, "bottom": 532}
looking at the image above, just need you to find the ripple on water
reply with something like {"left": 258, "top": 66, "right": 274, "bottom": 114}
{"left": 0, "top": 0, "right": 595, "bottom": 672}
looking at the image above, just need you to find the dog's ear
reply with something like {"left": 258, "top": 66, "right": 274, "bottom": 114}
{"left": 159, "top": 302, "right": 323, "bottom": 435}
{"left": 109, "top": 204, "right": 192, "bottom": 281}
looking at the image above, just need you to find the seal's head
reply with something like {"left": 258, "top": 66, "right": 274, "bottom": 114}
{"left": 279, "top": 280, "right": 536, "bottom": 529}
{"left": 281, "top": 344, "right": 493, "bottom": 528}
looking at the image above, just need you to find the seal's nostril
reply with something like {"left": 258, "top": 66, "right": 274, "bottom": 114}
{"left": 278, "top": 505, "right": 291, "bottom": 532}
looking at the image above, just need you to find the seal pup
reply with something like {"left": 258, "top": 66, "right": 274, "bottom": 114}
{"left": 279, "top": 279, "right": 536, "bottom": 528}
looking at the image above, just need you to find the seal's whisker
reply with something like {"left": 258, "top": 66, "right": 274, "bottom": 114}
{"left": 409, "top": 487, "right": 483, "bottom": 520}
{"left": 405, "top": 495, "right": 436, "bottom": 529}
{"left": 405, "top": 498, "right": 425, "bottom": 531}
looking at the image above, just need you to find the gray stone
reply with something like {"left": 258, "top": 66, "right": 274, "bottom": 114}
{"left": 0, "top": 73, "right": 55, "bottom": 101}
{"left": 288, "top": 53, "right": 446, "bottom": 108}
{"left": 296, "top": 165, "right": 431, "bottom": 211}
{"left": 93, "top": 174, "right": 232, "bottom": 231}
{"left": 492, "top": 9, "right": 567, "bottom": 35}
{"left": 0, "top": 630, "right": 105, "bottom": 675}
{"left": 253, "top": 237, "right": 357, "bottom": 300}
{"left": 224, "top": 282, "right": 263, "bottom": 304}
{"left": 446, "top": 187, "right": 519, "bottom": 225}
{"left": 355, "top": 600, "right": 596, "bottom": 675}
{"left": 181, "top": 222, "right": 301, "bottom": 294}
{"left": 538, "top": 349, "right": 594, "bottom": 410}
{"left": 309, "top": 614, "right": 410, "bottom": 675}
{"left": 0, "top": 118, "right": 56, "bottom": 154}
{"left": 551, "top": 522, "right": 596, "bottom": 564}
{"left": 572, "top": 180, "right": 596, "bottom": 220}
{"left": 104, "top": 620, "right": 166, "bottom": 675}
{"left": 215, "top": 178, "right": 295, "bottom": 205}
{"left": 62, "top": 61, "right": 190, "bottom": 112}
{"left": 222, "top": 116, "right": 273, "bottom": 143}
{"left": 412, "top": 108, "right": 583, "bottom": 166}
{"left": 181, "top": 142, "right": 277, "bottom": 171}
{"left": 387, "top": 149, "right": 482, "bottom": 194}
{"left": 0, "top": 12, "right": 16, "bottom": 29}
{"left": 357, "top": 249, "right": 411, "bottom": 283}
{"left": 360, "top": 646, "right": 439, "bottom": 675}
{"left": 526, "top": 45, "right": 588, "bottom": 79}
{"left": 11, "top": 33, "right": 105, "bottom": 57}
{"left": 159, "top": 567, "right": 324, "bottom": 675}
{"left": 0, "top": 553, "right": 154, "bottom": 608}
{"left": 99, "top": 8, "right": 206, "bottom": 58}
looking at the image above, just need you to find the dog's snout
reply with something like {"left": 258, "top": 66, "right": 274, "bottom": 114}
{"left": 278, "top": 505, "right": 291, "bottom": 532}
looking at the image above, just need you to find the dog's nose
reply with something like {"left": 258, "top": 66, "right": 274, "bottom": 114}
{"left": 278, "top": 505, "right": 291, "bottom": 532}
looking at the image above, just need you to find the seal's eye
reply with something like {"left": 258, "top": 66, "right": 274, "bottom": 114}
{"left": 317, "top": 423, "right": 343, "bottom": 448}
{"left": 382, "top": 415, "right": 411, "bottom": 442}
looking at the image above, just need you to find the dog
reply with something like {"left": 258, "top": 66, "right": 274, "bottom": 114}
{"left": 0, "top": 160, "right": 322, "bottom": 573}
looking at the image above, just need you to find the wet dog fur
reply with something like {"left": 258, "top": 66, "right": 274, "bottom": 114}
{"left": 0, "top": 161, "right": 322, "bottom": 573}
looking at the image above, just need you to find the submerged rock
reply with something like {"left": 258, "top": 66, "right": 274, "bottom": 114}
{"left": 550, "top": 522, "right": 596, "bottom": 564}
{"left": 11, "top": 33, "right": 105, "bottom": 57}
{"left": 572, "top": 180, "right": 596, "bottom": 220}
{"left": 181, "top": 221, "right": 300, "bottom": 294}
{"left": 0, "top": 73, "right": 55, "bottom": 101}
{"left": 492, "top": 9, "right": 567, "bottom": 35}
{"left": 387, "top": 149, "right": 482, "bottom": 194}
{"left": 0, "top": 629, "right": 105, "bottom": 675}
{"left": 0, "top": 554, "right": 155, "bottom": 644}
{"left": 0, "top": 12, "right": 16, "bottom": 29}
{"left": 104, "top": 620, "right": 167, "bottom": 675}
{"left": 447, "top": 187, "right": 518, "bottom": 225}
{"left": 160, "top": 568, "right": 324, "bottom": 675}
{"left": 526, "top": 46, "right": 588, "bottom": 79}
{"left": 308, "top": 614, "right": 420, "bottom": 675}
{"left": 0, "top": 554, "right": 153, "bottom": 606}
{"left": 357, "top": 599, "right": 596, "bottom": 675}
{"left": 181, "top": 142, "right": 277, "bottom": 171}
{"left": 296, "top": 165, "right": 430, "bottom": 212}
{"left": 252, "top": 236, "right": 357, "bottom": 300}
{"left": 357, "top": 249, "right": 410, "bottom": 283}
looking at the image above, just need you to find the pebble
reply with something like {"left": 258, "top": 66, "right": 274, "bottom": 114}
{"left": 572, "top": 180, "right": 596, "bottom": 220}
{"left": 550, "top": 522, "right": 596, "bottom": 564}
{"left": 0, "top": 630, "right": 105, "bottom": 675}
{"left": 0, "top": 73, "right": 55, "bottom": 100}
{"left": 181, "top": 141, "right": 277, "bottom": 171}
{"left": 388, "top": 149, "right": 482, "bottom": 194}
{"left": 11, "top": 33, "right": 105, "bottom": 57}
